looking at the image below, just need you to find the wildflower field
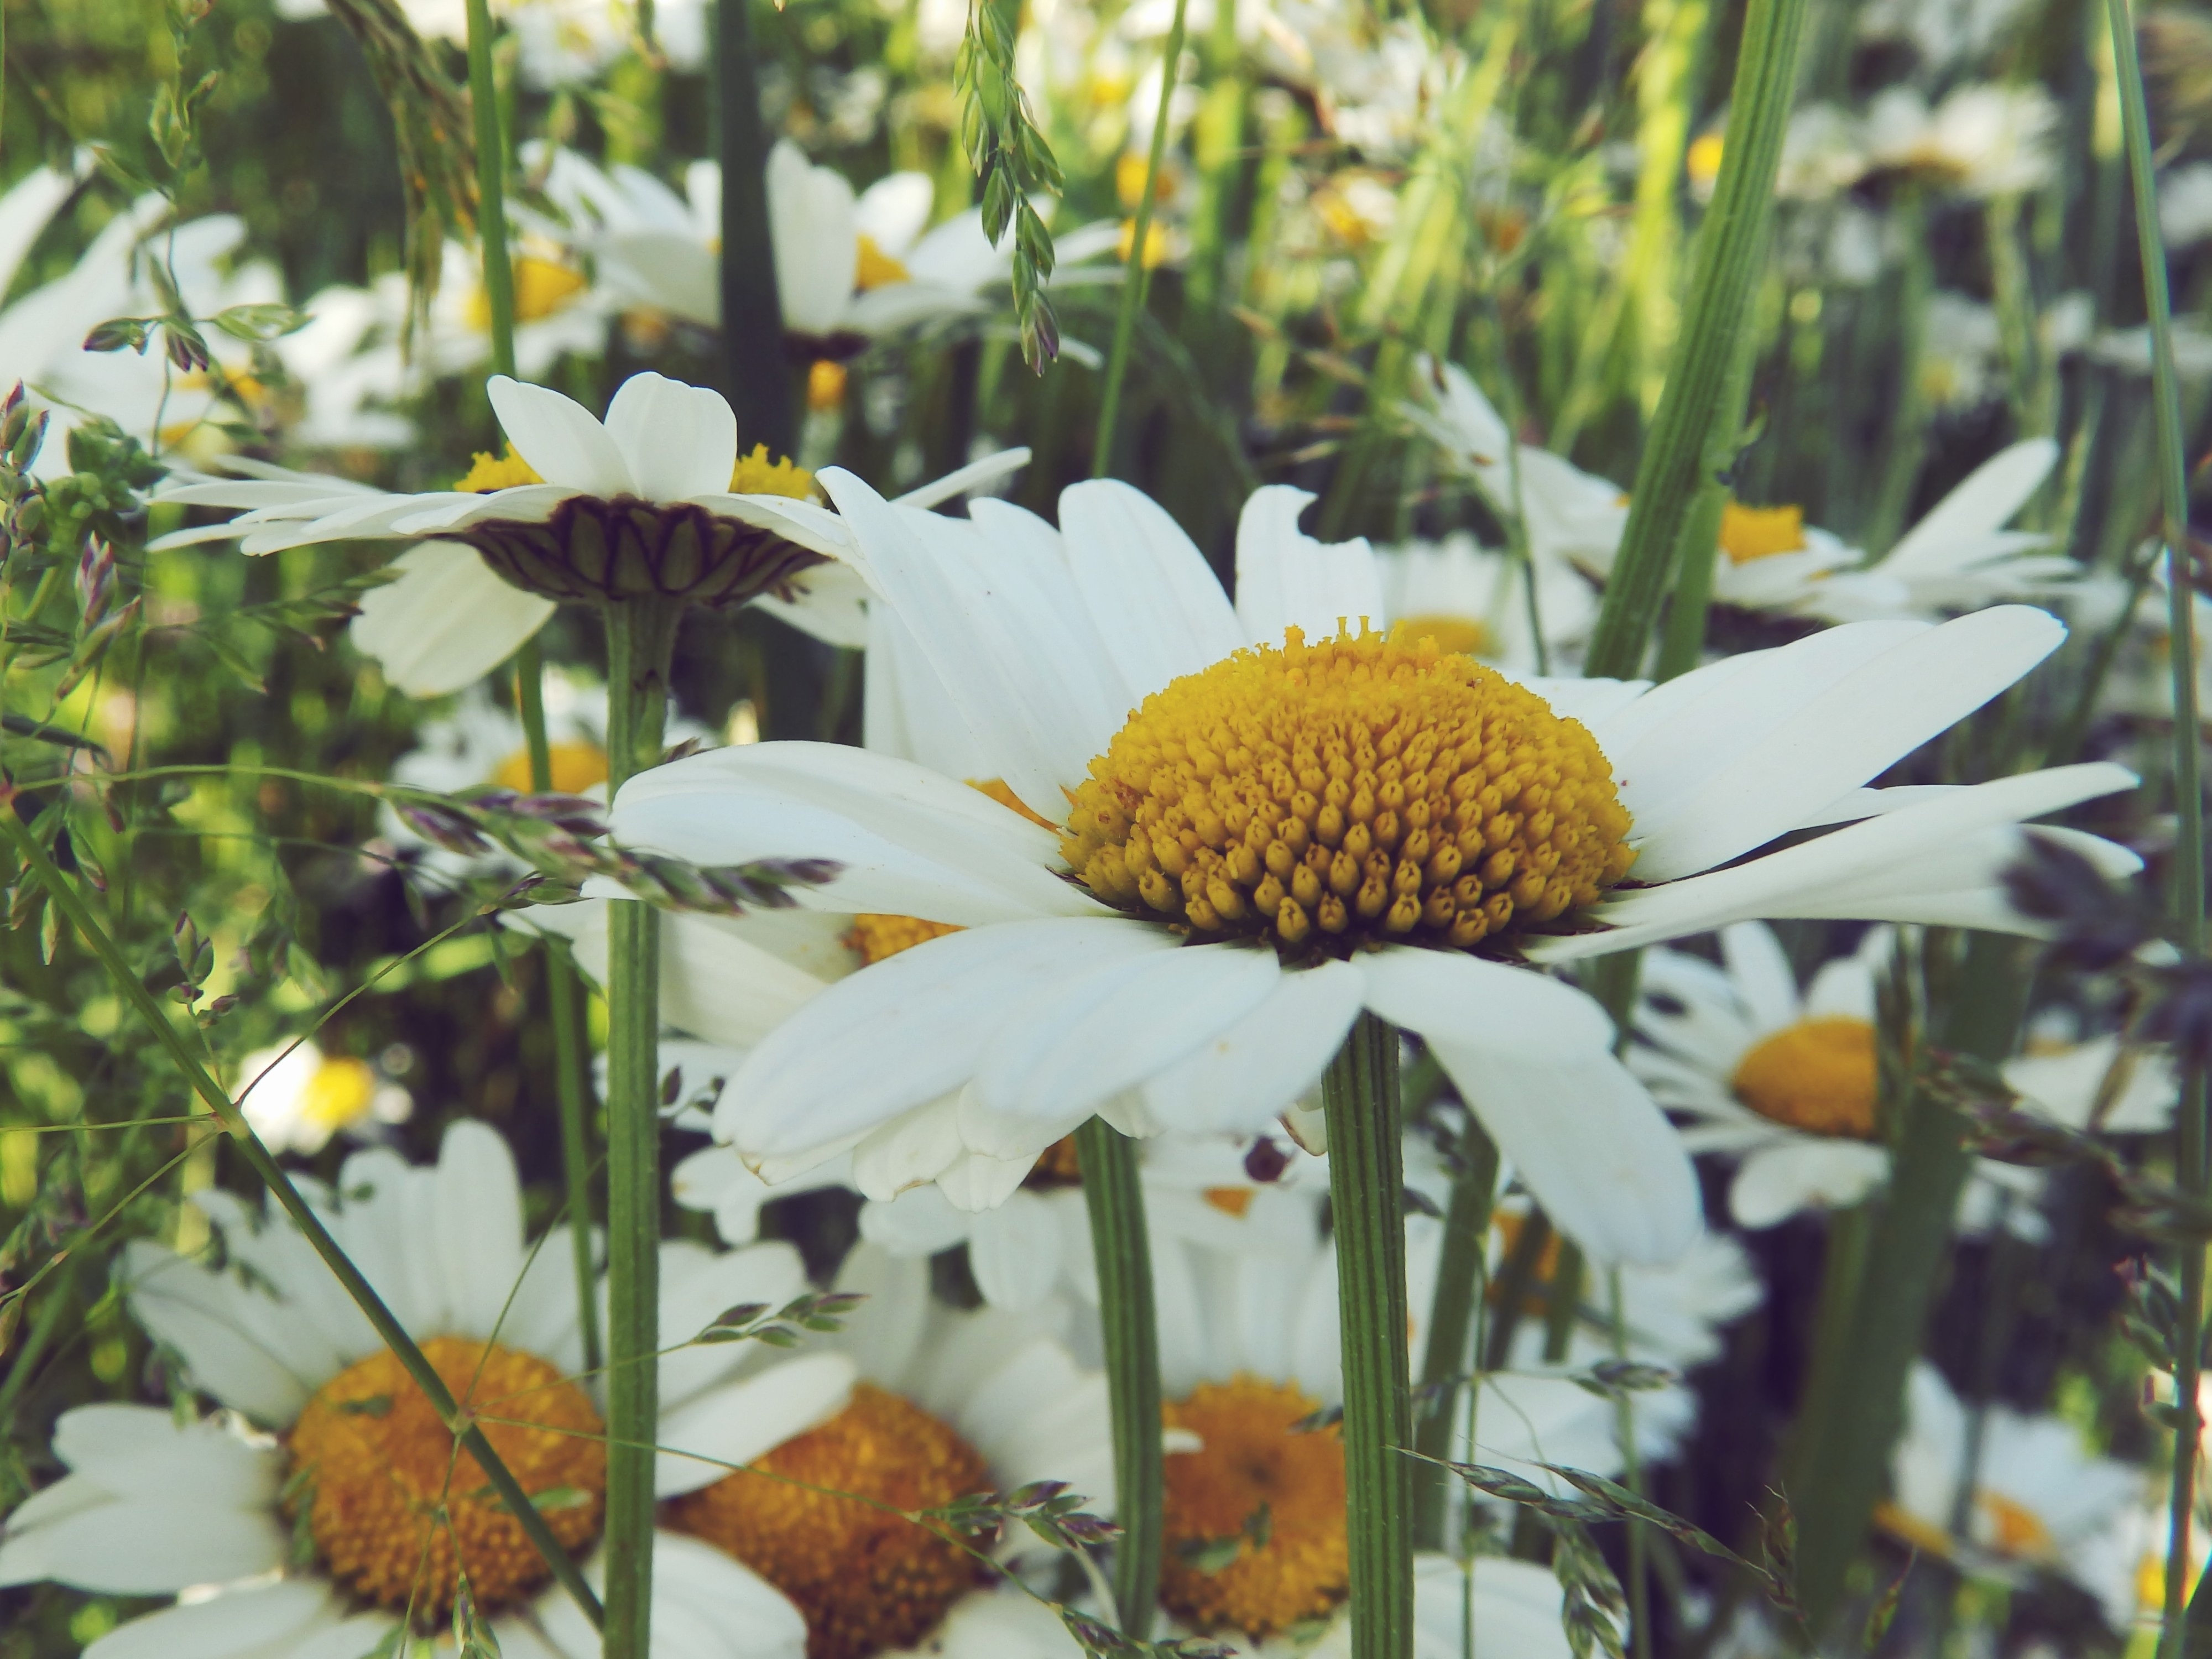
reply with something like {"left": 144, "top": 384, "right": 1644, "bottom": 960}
{"left": 7, "top": 0, "right": 2212, "bottom": 1655}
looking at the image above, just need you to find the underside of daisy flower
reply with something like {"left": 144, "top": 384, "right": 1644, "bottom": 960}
{"left": 461, "top": 495, "right": 827, "bottom": 608}
{"left": 1058, "top": 626, "right": 1635, "bottom": 961}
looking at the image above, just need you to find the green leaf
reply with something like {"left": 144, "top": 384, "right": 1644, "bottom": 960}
{"left": 210, "top": 302, "right": 310, "bottom": 342}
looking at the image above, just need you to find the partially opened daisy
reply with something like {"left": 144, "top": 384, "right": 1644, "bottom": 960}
{"left": 150, "top": 370, "right": 865, "bottom": 695}
{"left": 1634, "top": 921, "right": 2174, "bottom": 1230}
{"left": 1373, "top": 531, "right": 1597, "bottom": 672}
{"left": 233, "top": 1035, "right": 411, "bottom": 1155}
{"left": 601, "top": 468, "right": 2136, "bottom": 1265}
{"left": 0, "top": 1123, "right": 837, "bottom": 1659}
{"left": 662, "top": 1243, "right": 1110, "bottom": 1659}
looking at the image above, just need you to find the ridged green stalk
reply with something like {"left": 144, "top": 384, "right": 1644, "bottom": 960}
{"left": 717, "top": 0, "right": 792, "bottom": 453}
{"left": 1412, "top": 1112, "right": 1500, "bottom": 1550}
{"left": 1074, "top": 1118, "right": 1163, "bottom": 1637}
{"left": 1582, "top": 0, "right": 1808, "bottom": 680}
{"left": 2106, "top": 2, "right": 2211, "bottom": 1650}
{"left": 463, "top": 0, "right": 515, "bottom": 384}
{"left": 1324, "top": 1013, "right": 1411, "bottom": 1659}
{"left": 599, "top": 598, "right": 681, "bottom": 1659}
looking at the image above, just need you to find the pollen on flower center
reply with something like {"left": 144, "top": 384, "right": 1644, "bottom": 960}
{"left": 853, "top": 234, "right": 910, "bottom": 291}
{"left": 1393, "top": 612, "right": 1493, "bottom": 660}
{"left": 285, "top": 1336, "right": 604, "bottom": 1620}
{"left": 1160, "top": 1376, "right": 1348, "bottom": 1640}
{"left": 668, "top": 1383, "right": 989, "bottom": 1659}
{"left": 300, "top": 1056, "right": 378, "bottom": 1133}
{"left": 1719, "top": 502, "right": 1808, "bottom": 564}
{"left": 493, "top": 740, "right": 610, "bottom": 795}
{"left": 847, "top": 914, "right": 964, "bottom": 964}
{"left": 1058, "top": 626, "right": 1635, "bottom": 961}
{"left": 1729, "top": 1016, "right": 1879, "bottom": 1138}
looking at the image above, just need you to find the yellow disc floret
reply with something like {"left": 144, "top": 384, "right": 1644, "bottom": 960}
{"left": 853, "top": 234, "right": 911, "bottom": 292}
{"left": 286, "top": 1337, "right": 604, "bottom": 1619}
{"left": 1392, "top": 613, "right": 1493, "bottom": 660}
{"left": 1729, "top": 1015, "right": 1879, "bottom": 1138}
{"left": 1160, "top": 1376, "right": 1348, "bottom": 1640}
{"left": 1718, "top": 502, "right": 1807, "bottom": 564}
{"left": 493, "top": 740, "right": 610, "bottom": 796}
{"left": 456, "top": 445, "right": 545, "bottom": 493}
{"left": 729, "top": 444, "right": 818, "bottom": 500}
{"left": 299, "top": 1056, "right": 378, "bottom": 1135}
{"left": 669, "top": 1383, "right": 989, "bottom": 1659}
{"left": 1058, "top": 626, "right": 1634, "bottom": 959}
{"left": 847, "top": 914, "right": 964, "bottom": 964}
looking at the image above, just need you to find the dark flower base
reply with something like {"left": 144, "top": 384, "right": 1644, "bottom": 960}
{"left": 462, "top": 497, "right": 826, "bottom": 607}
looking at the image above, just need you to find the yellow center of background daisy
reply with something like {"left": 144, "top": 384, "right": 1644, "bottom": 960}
{"left": 669, "top": 1383, "right": 988, "bottom": 1659}
{"left": 847, "top": 914, "right": 963, "bottom": 964}
{"left": 451, "top": 444, "right": 818, "bottom": 499}
{"left": 1058, "top": 627, "right": 1634, "bottom": 958}
{"left": 1393, "top": 613, "right": 1493, "bottom": 660}
{"left": 1729, "top": 1016, "right": 1879, "bottom": 1138}
{"left": 286, "top": 1337, "right": 604, "bottom": 1619}
{"left": 853, "top": 234, "right": 910, "bottom": 291}
{"left": 1718, "top": 502, "right": 1807, "bottom": 564}
{"left": 1160, "top": 1376, "right": 1348, "bottom": 1640}
{"left": 300, "top": 1056, "right": 378, "bottom": 1134}
{"left": 493, "top": 740, "right": 610, "bottom": 795}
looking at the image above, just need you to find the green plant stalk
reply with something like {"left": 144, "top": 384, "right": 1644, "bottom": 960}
{"left": 1091, "top": 0, "right": 1189, "bottom": 479}
{"left": 1862, "top": 190, "right": 1932, "bottom": 555}
{"left": 1582, "top": 0, "right": 1808, "bottom": 679}
{"left": 1480, "top": 1207, "right": 1553, "bottom": 1371}
{"left": 1653, "top": 292, "right": 1763, "bottom": 682}
{"left": 464, "top": 0, "right": 516, "bottom": 383}
{"left": 1324, "top": 1011, "right": 1412, "bottom": 1659}
{"left": 0, "top": 1256, "right": 74, "bottom": 1427}
{"left": 0, "top": 805, "right": 604, "bottom": 1629}
{"left": 599, "top": 597, "right": 681, "bottom": 1659}
{"left": 717, "top": 0, "right": 792, "bottom": 453}
{"left": 1610, "top": 1269, "right": 1653, "bottom": 1659}
{"left": 2108, "top": 3, "right": 2211, "bottom": 1648}
{"left": 1412, "top": 1111, "right": 1501, "bottom": 1550}
{"left": 1075, "top": 1117, "right": 1164, "bottom": 1637}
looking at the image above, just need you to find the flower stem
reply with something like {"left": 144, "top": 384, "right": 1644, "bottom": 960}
{"left": 1324, "top": 1011, "right": 1412, "bottom": 1659}
{"left": 1091, "top": 0, "right": 1189, "bottom": 480}
{"left": 716, "top": 0, "right": 792, "bottom": 453}
{"left": 0, "top": 803, "right": 605, "bottom": 1629}
{"left": 1582, "top": 0, "right": 1807, "bottom": 679}
{"left": 2107, "top": 2, "right": 2210, "bottom": 1647}
{"left": 1074, "top": 1117, "right": 1163, "bottom": 1638}
{"left": 600, "top": 597, "right": 681, "bottom": 1659}
{"left": 1412, "top": 1109, "right": 1499, "bottom": 1550}
{"left": 463, "top": 0, "right": 515, "bottom": 383}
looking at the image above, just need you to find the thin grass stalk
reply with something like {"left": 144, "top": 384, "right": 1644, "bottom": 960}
{"left": 1861, "top": 190, "right": 1931, "bottom": 554}
{"left": 1324, "top": 1011, "right": 1411, "bottom": 1659}
{"left": 1609, "top": 1269, "right": 1653, "bottom": 1659}
{"left": 2106, "top": 3, "right": 2212, "bottom": 1648}
{"left": 1582, "top": 0, "right": 1808, "bottom": 680}
{"left": 717, "top": 0, "right": 792, "bottom": 453}
{"left": 0, "top": 805, "right": 606, "bottom": 1627}
{"left": 1074, "top": 1117, "right": 1163, "bottom": 1637}
{"left": 1412, "top": 1111, "right": 1501, "bottom": 1550}
{"left": 599, "top": 597, "right": 681, "bottom": 1659}
{"left": 463, "top": 0, "right": 514, "bottom": 383}
{"left": 1092, "top": 0, "right": 1189, "bottom": 478}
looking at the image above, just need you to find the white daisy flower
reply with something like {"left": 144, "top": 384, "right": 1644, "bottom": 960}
{"left": 594, "top": 461, "right": 2136, "bottom": 1266}
{"left": 1373, "top": 532, "right": 1597, "bottom": 673}
{"left": 1863, "top": 84, "right": 2060, "bottom": 196}
{"left": 234, "top": 1037, "right": 412, "bottom": 1156}
{"left": 1632, "top": 921, "right": 2174, "bottom": 1230}
{"left": 1882, "top": 1362, "right": 2145, "bottom": 1630}
{"left": 660, "top": 1242, "right": 1107, "bottom": 1659}
{"left": 149, "top": 369, "right": 866, "bottom": 696}
{"left": 0, "top": 1121, "right": 830, "bottom": 1659}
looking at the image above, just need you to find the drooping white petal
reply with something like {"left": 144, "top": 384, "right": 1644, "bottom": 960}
{"left": 654, "top": 1350, "right": 857, "bottom": 1497}
{"left": 1718, "top": 922, "right": 1802, "bottom": 1036}
{"left": 487, "top": 375, "right": 634, "bottom": 497}
{"left": 767, "top": 141, "right": 859, "bottom": 336}
{"left": 755, "top": 557, "right": 872, "bottom": 650}
{"left": 1881, "top": 439, "right": 2059, "bottom": 577}
{"left": 1230, "top": 485, "right": 1386, "bottom": 646}
{"left": 1355, "top": 947, "right": 1616, "bottom": 1060}
{"left": 347, "top": 543, "right": 555, "bottom": 696}
{"left": 1731, "top": 1140, "right": 1891, "bottom": 1227}
{"left": 965, "top": 1191, "right": 1065, "bottom": 1311}
{"left": 118, "top": 1241, "right": 313, "bottom": 1425}
{"left": 1141, "top": 959, "right": 1366, "bottom": 1133}
{"left": 0, "top": 1498, "right": 287, "bottom": 1594}
{"left": 655, "top": 1238, "right": 808, "bottom": 1408}
{"left": 857, "top": 1183, "right": 974, "bottom": 1256}
{"left": 1057, "top": 479, "right": 1245, "bottom": 700}
{"left": 434, "top": 1119, "right": 529, "bottom": 1343}
{"left": 82, "top": 1580, "right": 338, "bottom": 1659}
{"left": 847, "top": 1093, "right": 971, "bottom": 1198}
{"left": 852, "top": 171, "right": 935, "bottom": 257}
{"left": 602, "top": 372, "right": 738, "bottom": 502}
{"left": 49, "top": 1404, "right": 278, "bottom": 1508}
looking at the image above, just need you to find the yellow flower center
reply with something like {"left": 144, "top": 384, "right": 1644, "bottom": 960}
{"left": 1118, "top": 218, "right": 1172, "bottom": 269}
{"left": 1874, "top": 1499, "right": 1955, "bottom": 1558}
{"left": 300, "top": 1057, "right": 379, "bottom": 1133}
{"left": 453, "top": 444, "right": 817, "bottom": 499}
{"left": 1059, "top": 627, "right": 1634, "bottom": 960}
{"left": 853, "top": 234, "right": 910, "bottom": 292}
{"left": 466, "top": 257, "right": 589, "bottom": 332}
{"left": 1686, "top": 132, "right": 1726, "bottom": 187}
{"left": 1977, "top": 1491, "right": 2054, "bottom": 1560}
{"left": 847, "top": 914, "right": 964, "bottom": 965}
{"left": 1393, "top": 613, "right": 1494, "bottom": 660}
{"left": 1029, "top": 1134, "right": 1084, "bottom": 1185}
{"left": 668, "top": 1383, "right": 989, "bottom": 1659}
{"left": 492, "top": 740, "right": 611, "bottom": 796}
{"left": 1729, "top": 1016, "right": 1879, "bottom": 1138}
{"left": 808, "top": 359, "right": 849, "bottom": 413}
{"left": 1718, "top": 502, "right": 1807, "bottom": 564}
{"left": 1486, "top": 1208, "right": 1566, "bottom": 1312}
{"left": 456, "top": 445, "right": 545, "bottom": 493}
{"left": 1160, "top": 1376, "right": 1348, "bottom": 1640}
{"left": 286, "top": 1337, "right": 604, "bottom": 1619}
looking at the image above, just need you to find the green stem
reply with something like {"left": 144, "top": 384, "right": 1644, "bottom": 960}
{"left": 1541, "top": 1243, "right": 1584, "bottom": 1364}
{"left": 599, "top": 598, "right": 681, "bottom": 1659}
{"left": 515, "top": 643, "right": 604, "bottom": 1379}
{"left": 1610, "top": 1269, "right": 1653, "bottom": 1659}
{"left": 1581, "top": 0, "right": 1807, "bottom": 679}
{"left": 1480, "top": 1208, "right": 1553, "bottom": 1372}
{"left": 1324, "top": 1011, "right": 1412, "bottom": 1659}
{"left": 1653, "top": 292, "right": 1763, "bottom": 682}
{"left": 1413, "top": 1110, "right": 1500, "bottom": 1550}
{"left": 464, "top": 0, "right": 516, "bottom": 383}
{"left": 1862, "top": 190, "right": 1931, "bottom": 555}
{"left": 2108, "top": 4, "right": 2211, "bottom": 1651}
{"left": 1074, "top": 1117, "right": 1164, "bottom": 1637}
{"left": 716, "top": 0, "right": 792, "bottom": 453}
{"left": 0, "top": 1256, "right": 75, "bottom": 1428}
{"left": 0, "top": 803, "right": 604, "bottom": 1629}
{"left": 1091, "top": 0, "right": 1189, "bottom": 479}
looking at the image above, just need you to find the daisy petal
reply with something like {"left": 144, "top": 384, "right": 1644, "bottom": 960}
{"left": 435, "top": 1120, "right": 529, "bottom": 1342}
{"left": 50, "top": 1404, "right": 278, "bottom": 1507}
{"left": 602, "top": 372, "right": 738, "bottom": 503}
{"left": 655, "top": 1351, "right": 857, "bottom": 1498}
{"left": 1355, "top": 947, "right": 1615, "bottom": 1060}
{"left": 1881, "top": 439, "right": 2059, "bottom": 577}
{"left": 84, "top": 1580, "right": 336, "bottom": 1659}
{"left": 1141, "top": 959, "right": 1365, "bottom": 1133}
{"left": 1231, "top": 485, "right": 1386, "bottom": 646}
{"left": 487, "top": 375, "right": 634, "bottom": 497}
{"left": 965, "top": 1190, "right": 1064, "bottom": 1311}
{"left": 1057, "top": 479, "right": 1245, "bottom": 700}
{"left": 0, "top": 1499, "right": 287, "bottom": 1594}
{"left": 119, "top": 1242, "right": 312, "bottom": 1425}
{"left": 1731, "top": 1140, "right": 1891, "bottom": 1228}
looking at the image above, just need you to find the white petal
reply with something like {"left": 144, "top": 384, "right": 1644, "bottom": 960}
{"left": 654, "top": 1351, "right": 857, "bottom": 1497}
{"left": 768, "top": 141, "right": 858, "bottom": 336}
{"left": 0, "top": 1498, "right": 286, "bottom": 1594}
{"left": 348, "top": 543, "right": 554, "bottom": 697}
{"left": 84, "top": 1581, "right": 336, "bottom": 1659}
{"left": 848, "top": 1094, "right": 972, "bottom": 1198}
{"left": 119, "top": 1243, "right": 312, "bottom": 1425}
{"left": 1881, "top": 439, "right": 2059, "bottom": 577}
{"left": 656, "top": 1239, "right": 807, "bottom": 1408}
{"left": 1356, "top": 947, "right": 1615, "bottom": 1060}
{"left": 1057, "top": 478, "right": 1244, "bottom": 700}
{"left": 964, "top": 1191, "right": 1063, "bottom": 1311}
{"left": 288, "top": 1614, "right": 400, "bottom": 1659}
{"left": 975, "top": 942, "right": 1281, "bottom": 1123}
{"left": 721, "top": 919, "right": 1168, "bottom": 1161}
{"left": 1141, "top": 959, "right": 1365, "bottom": 1133}
{"left": 1718, "top": 922, "right": 1800, "bottom": 1035}
{"left": 648, "top": 1531, "right": 810, "bottom": 1659}
{"left": 1230, "top": 485, "right": 1386, "bottom": 646}
{"left": 755, "top": 557, "right": 872, "bottom": 650}
{"left": 658, "top": 910, "right": 842, "bottom": 1050}
{"left": 853, "top": 171, "right": 936, "bottom": 256}
{"left": 857, "top": 1184, "right": 973, "bottom": 1256}
{"left": 435, "top": 1119, "right": 529, "bottom": 1343}
{"left": 1731, "top": 1140, "right": 1891, "bottom": 1227}
{"left": 487, "top": 375, "right": 634, "bottom": 496}
{"left": 601, "top": 372, "right": 737, "bottom": 502}
{"left": 50, "top": 1404, "right": 278, "bottom": 1507}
